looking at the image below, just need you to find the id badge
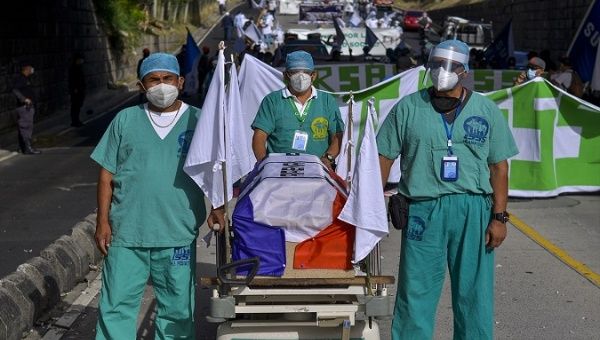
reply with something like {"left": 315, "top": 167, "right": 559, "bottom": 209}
{"left": 440, "top": 156, "right": 459, "bottom": 182}
{"left": 292, "top": 130, "right": 309, "bottom": 151}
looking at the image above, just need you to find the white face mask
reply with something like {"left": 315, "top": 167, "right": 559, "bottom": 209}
{"left": 430, "top": 67, "right": 460, "bottom": 91}
{"left": 289, "top": 72, "right": 312, "bottom": 93}
{"left": 145, "top": 83, "right": 179, "bottom": 109}
{"left": 526, "top": 68, "right": 538, "bottom": 80}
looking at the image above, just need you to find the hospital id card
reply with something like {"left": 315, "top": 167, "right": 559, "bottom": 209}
{"left": 292, "top": 130, "right": 309, "bottom": 151}
{"left": 440, "top": 156, "right": 459, "bottom": 182}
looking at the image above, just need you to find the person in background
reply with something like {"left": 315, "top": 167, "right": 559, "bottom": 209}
{"left": 137, "top": 48, "right": 151, "bottom": 103}
{"left": 539, "top": 49, "right": 557, "bottom": 72}
{"left": 377, "top": 39, "right": 518, "bottom": 340}
{"left": 222, "top": 12, "right": 234, "bottom": 41}
{"left": 12, "top": 61, "right": 40, "bottom": 154}
{"left": 251, "top": 51, "right": 344, "bottom": 169}
{"left": 197, "top": 46, "right": 211, "bottom": 100}
{"left": 506, "top": 56, "right": 516, "bottom": 70}
{"left": 234, "top": 11, "right": 248, "bottom": 38}
{"left": 176, "top": 44, "right": 187, "bottom": 73}
{"left": 218, "top": 0, "right": 226, "bottom": 15}
{"left": 68, "top": 52, "right": 86, "bottom": 127}
{"left": 267, "top": 0, "right": 277, "bottom": 16}
{"left": 551, "top": 56, "right": 584, "bottom": 97}
{"left": 136, "top": 48, "right": 150, "bottom": 79}
{"left": 514, "top": 56, "right": 545, "bottom": 85}
{"left": 92, "top": 52, "right": 225, "bottom": 339}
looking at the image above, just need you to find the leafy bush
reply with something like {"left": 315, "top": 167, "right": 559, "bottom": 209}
{"left": 93, "top": 0, "right": 146, "bottom": 55}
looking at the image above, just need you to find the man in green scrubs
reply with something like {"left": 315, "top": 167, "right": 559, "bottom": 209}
{"left": 92, "top": 53, "right": 224, "bottom": 339}
{"left": 377, "top": 40, "right": 519, "bottom": 340}
{"left": 251, "top": 50, "right": 344, "bottom": 169}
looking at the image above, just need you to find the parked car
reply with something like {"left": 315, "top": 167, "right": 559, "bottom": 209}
{"left": 403, "top": 10, "right": 424, "bottom": 31}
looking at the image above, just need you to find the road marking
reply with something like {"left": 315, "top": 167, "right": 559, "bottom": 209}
{"left": 509, "top": 213, "right": 600, "bottom": 288}
{"left": 0, "top": 151, "right": 18, "bottom": 162}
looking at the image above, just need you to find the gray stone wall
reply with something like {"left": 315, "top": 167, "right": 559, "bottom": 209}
{"left": 0, "top": 0, "right": 115, "bottom": 134}
{"left": 429, "top": 0, "right": 593, "bottom": 63}
{"left": 0, "top": 0, "right": 211, "bottom": 136}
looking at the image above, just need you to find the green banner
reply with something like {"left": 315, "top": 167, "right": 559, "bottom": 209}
{"left": 339, "top": 69, "right": 600, "bottom": 197}
{"left": 486, "top": 78, "right": 600, "bottom": 196}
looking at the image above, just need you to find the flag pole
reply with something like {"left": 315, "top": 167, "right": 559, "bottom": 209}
{"left": 218, "top": 41, "right": 232, "bottom": 267}
{"left": 346, "top": 92, "right": 354, "bottom": 190}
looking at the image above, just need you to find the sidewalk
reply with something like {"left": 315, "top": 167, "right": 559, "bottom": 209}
{"left": 0, "top": 86, "right": 137, "bottom": 154}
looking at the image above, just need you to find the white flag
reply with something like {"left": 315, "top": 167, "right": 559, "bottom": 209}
{"left": 238, "top": 55, "right": 284, "bottom": 139}
{"left": 335, "top": 98, "right": 361, "bottom": 182}
{"left": 184, "top": 49, "right": 231, "bottom": 208}
{"left": 226, "top": 58, "right": 255, "bottom": 191}
{"left": 338, "top": 99, "right": 388, "bottom": 262}
{"left": 244, "top": 22, "right": 264, "bottom": 43}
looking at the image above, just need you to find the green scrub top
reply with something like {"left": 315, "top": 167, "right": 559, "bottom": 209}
{"left": 251, "top": 88, "right": 344, "bottom": 157}
{"left": 91, "top": 105, "right": 206, "bottom": 247}
{"left": 377, "top": 88, "right": 519, "bottom": 201}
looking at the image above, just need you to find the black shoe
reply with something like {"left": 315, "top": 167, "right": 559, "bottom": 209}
{"left": 22, "top": 147, "right": 41, "bottom": 155}
{"left": 71, "top": 121, "right": 84, "bottom": 127}
{"left": 22, "top": 139, "right": 41, "bottom": 155}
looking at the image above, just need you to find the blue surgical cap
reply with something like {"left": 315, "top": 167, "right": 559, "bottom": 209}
{"left": 285, "top": 51, "right": 314, "bottom": 71}
{"left": 430, "top": 39, "right": 471, "bottom": 71}
{"left": 139, "top": 52, "right": 180, "bottom": 80}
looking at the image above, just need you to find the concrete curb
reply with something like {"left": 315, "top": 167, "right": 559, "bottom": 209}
{"left": 0, "top": 213, "right": 100, "bottom": 340}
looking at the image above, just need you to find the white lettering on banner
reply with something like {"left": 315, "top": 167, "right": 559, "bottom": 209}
{"left": 584, "top": 22, "right": 599, "bottom": 47}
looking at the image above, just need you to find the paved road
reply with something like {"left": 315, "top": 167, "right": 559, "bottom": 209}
{"left": 7, "top": 4, "right": 598, "bottom": 340}
{"left": 0, "top": 95, "right": 136, "bottom": 278}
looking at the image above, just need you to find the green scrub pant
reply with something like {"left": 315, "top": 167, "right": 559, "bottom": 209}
{"left": 95, "top": 243, "right": 196, "bottom": 340}
{"left": 392, "top": 193, "right": 494, "bottom": 340}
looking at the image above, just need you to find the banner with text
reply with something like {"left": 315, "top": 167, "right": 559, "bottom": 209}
{"left": 239, "top": 56, "right": 600, "bottom": 197}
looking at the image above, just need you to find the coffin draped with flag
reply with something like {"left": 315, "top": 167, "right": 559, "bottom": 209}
{"left": 232, "top": 154, "right": 355, "bottom": 277}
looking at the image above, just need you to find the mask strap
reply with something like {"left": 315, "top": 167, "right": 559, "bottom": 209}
{"left": 421, "top": 68, "right": 430, "bottom": 89}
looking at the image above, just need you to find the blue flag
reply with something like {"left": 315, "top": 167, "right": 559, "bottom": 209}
{"left": 365, "top": 26, "right": 379, "bottom": 53}
{"left": 483, "top": 19, "right": 513, "bottom": 69}
{"left": 183, "top": 30, "right": 200, "bottom": 76}
{"left": 183, "top": 29, "right": 201, "bottom": 95}
{"left": 568, "top": 0, "right": 600, "bottom": 82}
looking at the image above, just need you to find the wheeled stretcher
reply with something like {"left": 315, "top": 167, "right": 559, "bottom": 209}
{"left": 201, "top": 154, "right": 394, "bottom": 339}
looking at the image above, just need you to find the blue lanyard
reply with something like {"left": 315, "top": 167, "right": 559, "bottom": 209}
{"left": 440, "top": 101, "right": 464, "bottom": 156}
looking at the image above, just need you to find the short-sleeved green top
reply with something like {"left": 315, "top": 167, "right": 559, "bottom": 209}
{"left": 90, "top": 105, "right": 206, "bottom": 247}
{"left": 377, "top": 88, "right": 519, "bottom": 201}
{"left": 251, "top": 87, "right": 344, "bottom": 157}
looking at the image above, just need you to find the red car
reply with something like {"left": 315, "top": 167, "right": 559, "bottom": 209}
{"left": 403, "top": 10, "right": 425, "bottom": 31}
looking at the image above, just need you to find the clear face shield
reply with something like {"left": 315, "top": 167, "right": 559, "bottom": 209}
{"left": 426, "top": 47, "right": 469, "bottom": 74}
{"left": 424, "top": 45, "right": 469, "bottom": 91}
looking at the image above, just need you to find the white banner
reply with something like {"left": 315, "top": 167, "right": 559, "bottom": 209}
{"left": 287, "top": 27, "right": 402, "bottom": 56}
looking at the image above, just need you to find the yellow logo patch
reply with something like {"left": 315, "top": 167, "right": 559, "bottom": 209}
{"left": 311, "top": 117, "right": 329, "bottom": 140}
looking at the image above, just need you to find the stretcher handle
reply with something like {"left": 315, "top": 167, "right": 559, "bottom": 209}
{"left": 217, "top": 257, "right": 260, "bottom": 286}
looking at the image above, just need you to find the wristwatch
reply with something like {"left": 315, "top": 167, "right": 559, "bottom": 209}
{"left": 323, "top": 153, "right": 336, "bottom": 163}
{"left": 492, "top": 211, "right": 510, "bottom": 223}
